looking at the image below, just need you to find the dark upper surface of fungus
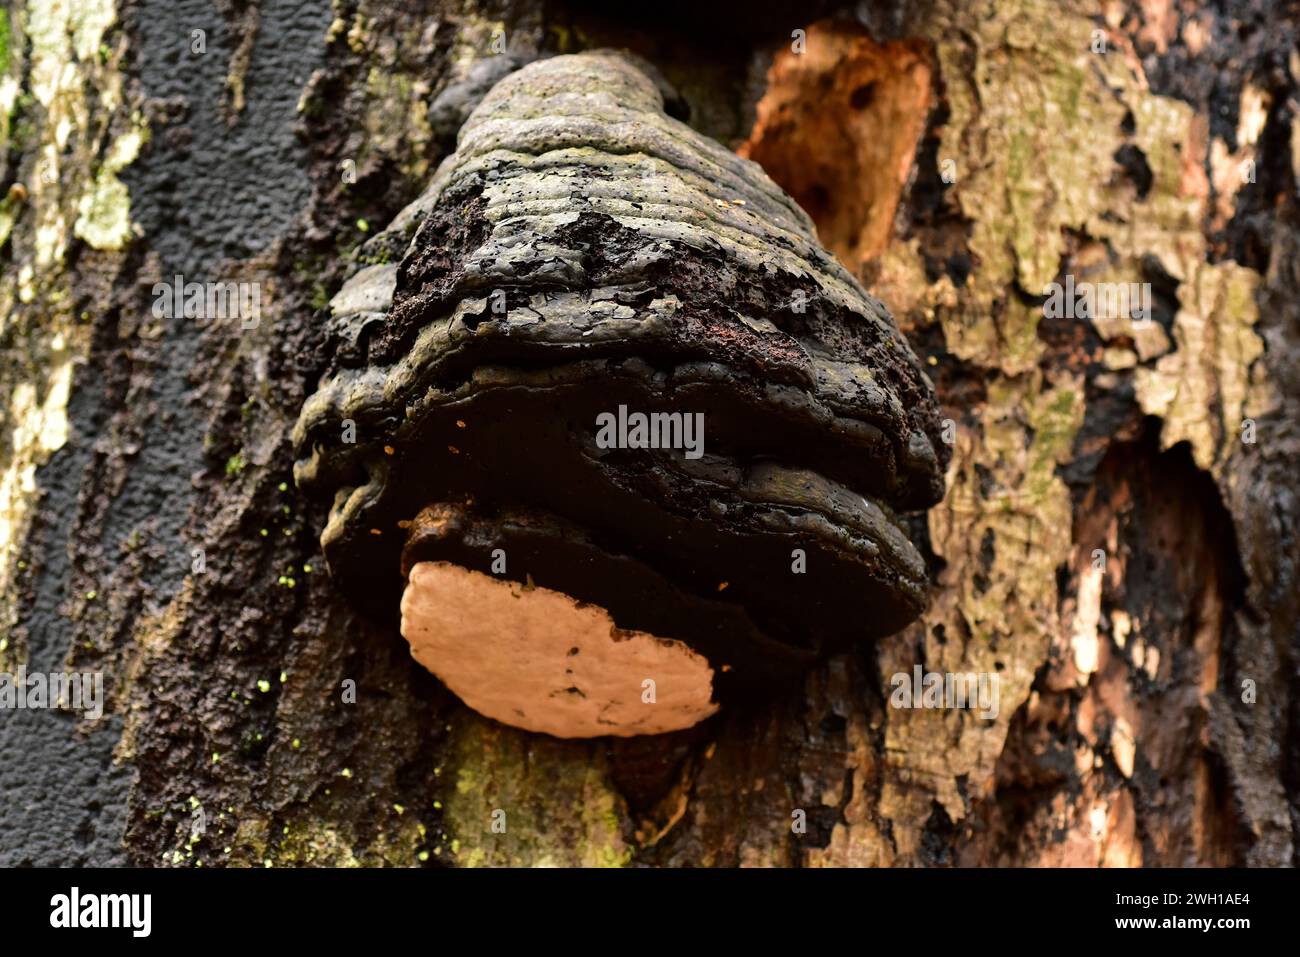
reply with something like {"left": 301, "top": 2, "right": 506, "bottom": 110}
{"left": 293, "top": 51, "right": 949, "bottom": 732}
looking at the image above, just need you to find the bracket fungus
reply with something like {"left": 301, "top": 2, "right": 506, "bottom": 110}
{"left": 293, "top": 51, "right": 949, "bottom": 738}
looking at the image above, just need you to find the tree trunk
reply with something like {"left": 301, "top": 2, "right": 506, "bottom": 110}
{"left": 1, "top": 0, "right": 1296, "bottom": 868}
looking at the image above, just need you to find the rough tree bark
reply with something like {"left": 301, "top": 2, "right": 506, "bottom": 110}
{"left": 1, "top": 0, "right": 1296, "bottom": 867}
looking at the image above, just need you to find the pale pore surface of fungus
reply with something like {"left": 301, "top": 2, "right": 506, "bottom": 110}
{"left": 401, "top": 561, "right": 719, "bottom": 738}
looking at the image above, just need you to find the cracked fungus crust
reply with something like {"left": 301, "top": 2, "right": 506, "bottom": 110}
{"left": 294, "top": 50, "right": 949, "bottom": 734}
{"left": 401, "top": 562, "right": 718, "bottom": 737}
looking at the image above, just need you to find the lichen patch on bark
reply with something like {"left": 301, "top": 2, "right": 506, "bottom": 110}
{"left": 0, "top": 0, "right": 131, "bottom": 637}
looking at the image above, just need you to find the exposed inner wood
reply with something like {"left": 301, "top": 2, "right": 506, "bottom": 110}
{"left": 740, "top": 25, "right": 932, "bottom": 267}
